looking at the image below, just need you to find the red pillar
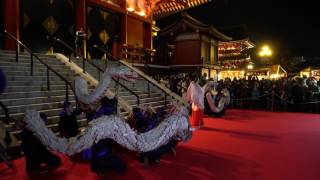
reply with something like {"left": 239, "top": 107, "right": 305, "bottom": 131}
{"left": 117, "top": 14, "right": 127, "bottom": 59}
{"left": 143, "top": 22, "right": 152, "bottom": 49}
{"left": 75, "top": 0, "right": 86, "bottom": 30}
{"left": 3, "top": 0, "right": 19, "bottom": 50}
{"left": 75, "top": 0, "right": 86, "bottom": 57}
{"left": 112, "top": 38, "right": 120, "bottom": 59}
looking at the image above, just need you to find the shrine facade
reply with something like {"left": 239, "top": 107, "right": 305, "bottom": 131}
{"left": 153, "top": 13, "right": 231, "bottom": 75}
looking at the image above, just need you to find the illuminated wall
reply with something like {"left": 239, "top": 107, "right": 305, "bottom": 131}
{"left": 201, "top": 35, "right": 218, "bottom": 65}
{"left": 201, "top": 36, "right": 210, "bottom": 64}
{"left": 127, "top": 17, "right": 143, "bottom": 47}
{"left": 126, "top": 0, "right": 147, "bottom": 16}
{"left": 210, "top": 39, "right": 218, "bottom": 64}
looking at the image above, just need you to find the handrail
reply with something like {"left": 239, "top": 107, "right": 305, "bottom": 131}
{"left": 95, "top": 45, "right": 187, "bottom": 106}
{"left": 3, "top": 30, "right": 74, "bottom": 101}
{"left": 52, "top": 37, "right": 86, "bottom": 71}
{"left": 52, "top": 37, "right": 75, "bottom": 63}
{"left": 93, "top": 44, "right": 118, "bottom": 61}
{"left": 53, "top": 37, "right": 75, "bottom": 53}
{"left": 55, "top": 40, "right": 140, "bottom": 106}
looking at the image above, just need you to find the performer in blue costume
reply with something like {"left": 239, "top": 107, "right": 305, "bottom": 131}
{"left": 21, "top": 113, "right": 61, "bottom": 176}
{"left": 87, "top": 96, "right": 127, "bottom": 176}
{"left": 132, "top": 106, "right": 178, "bottom": 167}
{"left": 58, "top": 101, "right": 79, "bottom": 138}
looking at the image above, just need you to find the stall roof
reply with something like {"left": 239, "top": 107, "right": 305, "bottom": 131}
{"left": 300, "top": 66, "right": 320, "bottom": 72}
{"left": 247, "top": 64, "right": 287, "bottom": 74}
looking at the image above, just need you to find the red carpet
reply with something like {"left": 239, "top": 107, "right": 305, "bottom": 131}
{"left": 2, "top": 109, "right": 320, "bottom": 180}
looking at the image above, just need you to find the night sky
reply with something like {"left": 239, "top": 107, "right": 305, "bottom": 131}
{"left": 158, "top": 0, "right": 320, "bottom": 58}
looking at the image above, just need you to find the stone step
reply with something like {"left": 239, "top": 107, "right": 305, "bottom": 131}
{"left": 1, "top": 95, "right": 76, "bottom": 107}
{"left": 0, "top": 90, "right": 74, "bottom": 99}
{"left": 0, "top": 53, "right": 57, "bottom": 63}
{"left": 4, "top": 84, "right": 68, "bottom": 92}
{"left": 120, "top": 92, "right": 163, "bottom": 100}
{"left": 0, "top": 108, "right": 64, "bottom": 122}
{"left": 0, "top": 50, "right": 56, "bottom": 58}
{"left": 110, "top": 89, "right": 161, "bottom": 97}
{"left": 127, "top": 96, "right": 165, "bottom": 105}
{"left": 132, "top": 100, "right": 167, "bottom": 108}
{"left": 5, "top": 75, "right": 72, "bottom": 81}
{"left": 0, "top": 61, "right": 68, "bottom": 69}
{"left": 0, "top": 88, "right": 158, "bottom": 100}
{"left": 6, "top": 80, "right": 66, "bottom": 86}
{"left": 4, "top": 100, "right": 76, "bottom": 114}
{"left": 0, "top": 65, "right": 72, "bottom": 73}
{"left": 2, "top": 71, "right": 70, "bottom": 76}
{"left": 1, "top": 105, "right": 128, "bottom": 125}
{"left": 0, "top": 57, "right": 64, "bottom": 65}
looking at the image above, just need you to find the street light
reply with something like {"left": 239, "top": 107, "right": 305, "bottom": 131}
{"left": 259, "top": 45, "right": 272, "bottom": 57}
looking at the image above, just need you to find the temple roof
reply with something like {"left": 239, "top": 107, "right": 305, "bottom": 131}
{"left": 219, "top": 39, "right": 255, "bottom": 50}
{"left": 159, "top": 13, "right": 232, "bottom": 41}
{"left": 152, "top": 0, "right": 212, "bottom": 19}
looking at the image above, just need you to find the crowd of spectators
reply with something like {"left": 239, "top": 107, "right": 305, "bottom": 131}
{"left": 223, "top": 76, "right": 320, "bottom": 113}
{"left": 152, "top": 73, "right": 201, "bottom": 98}
{"left": 154, "top": 72, "right": 320, "bottom": 113}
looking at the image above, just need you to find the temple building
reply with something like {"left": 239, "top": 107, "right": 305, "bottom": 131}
{"left": 218, "top": 39, "right": 255, "bottom": 69}
{"left": 216, "top": 24, "right": 255, "bottom": 79}
{"left": 149, "top": 12, "right": 231, "bottom": 76}
{"left": 218, "top": 39, "right": 255, "bottom": 79}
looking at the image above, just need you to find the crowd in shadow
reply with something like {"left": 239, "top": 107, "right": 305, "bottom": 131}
{"left": 154, "top": 72, "right": 320, "bottom": 113}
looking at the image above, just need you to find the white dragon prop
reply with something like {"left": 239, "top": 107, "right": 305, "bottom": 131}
{"left": 203, "top": 81, "right": 230, "bottom": 113}
{"left": 23, "top": 67, "right": 192, "bottom": 155}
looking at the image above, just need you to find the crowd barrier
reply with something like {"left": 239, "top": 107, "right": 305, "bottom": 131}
{"left": 229, "top": 91, "right": 320, "bottom": 113}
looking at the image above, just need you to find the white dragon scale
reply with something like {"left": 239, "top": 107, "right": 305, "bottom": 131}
{"left": 23, "top": 67, "right": 192, "bottom": 155}
{"left": 75, "top": 67, "right": 136, "bottom": 104}
{"left": 203, "top": 82, "right": 231, "bottom": 113}
{"left": 24, "top": 109, "right": 191, "bottom": 155}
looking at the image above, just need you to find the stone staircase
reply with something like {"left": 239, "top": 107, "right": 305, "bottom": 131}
{"left": 0, "top": 50, "right": 81, "bottom": 143}
{"left": 0, "top": 49, "right": 182, "bottom": 156}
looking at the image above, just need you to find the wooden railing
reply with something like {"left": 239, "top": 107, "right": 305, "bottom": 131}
{"left": 120, "top": 45, "right": 155, "bottom": 65}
